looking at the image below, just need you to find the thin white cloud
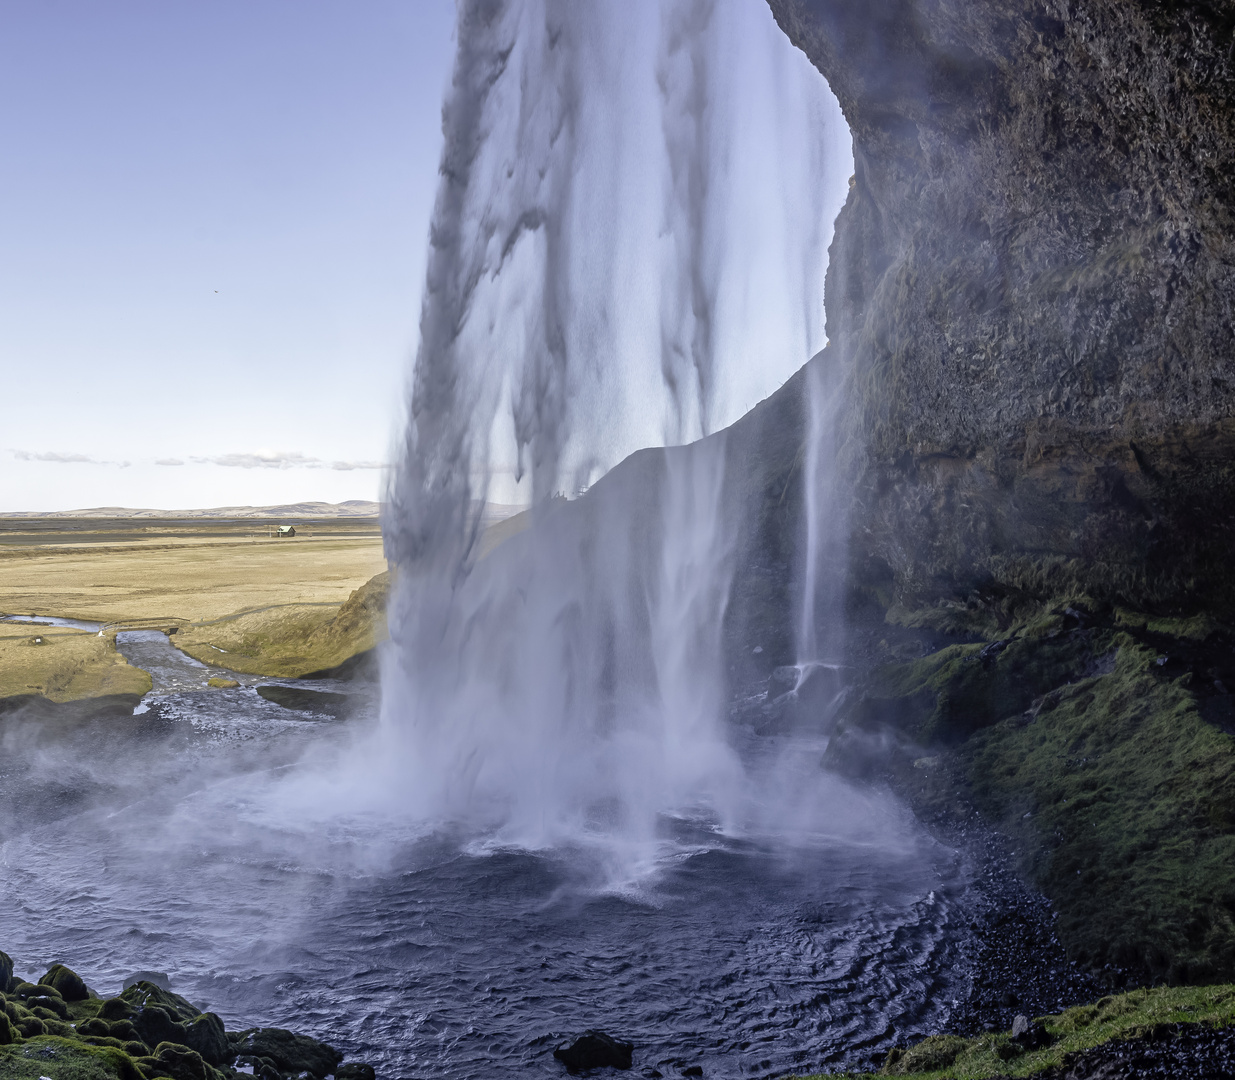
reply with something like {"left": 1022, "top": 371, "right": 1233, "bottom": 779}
{"left": 12, "top": 449, "right": 103, "bottom": 464}
{"left": 155, "top": 458, "right": 185, "bottom": 466}
{"left": 329, "top": 460, "right": 385, "bottom": 471}
{"left": 193, "top": 451, "right": 322, "bottom": 470}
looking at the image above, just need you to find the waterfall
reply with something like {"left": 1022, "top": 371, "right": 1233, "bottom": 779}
{"left": 376, "top": 0, "right": 852, "bottom": 857}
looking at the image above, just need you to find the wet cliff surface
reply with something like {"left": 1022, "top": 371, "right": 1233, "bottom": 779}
{"left": 768, "top": 0, "right": 1235, "bottom": 613}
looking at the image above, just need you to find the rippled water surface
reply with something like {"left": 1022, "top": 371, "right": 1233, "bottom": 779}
{"left": 0, "top": 651, "right": 973, "bottom": 1080}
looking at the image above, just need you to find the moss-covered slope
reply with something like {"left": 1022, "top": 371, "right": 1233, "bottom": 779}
{"left": 829, "top": 600, "right": 1235, "bottom": 981}
{"left": 174, "top": 571, "right": 390, "bottom": 678}
{"left": 794, "top": 982, "right": 1235, "bottom": 1079}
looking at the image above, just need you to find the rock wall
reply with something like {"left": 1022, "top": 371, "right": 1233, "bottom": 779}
{"left": 766, "top": 0, "right": 1235, "bottom": 612}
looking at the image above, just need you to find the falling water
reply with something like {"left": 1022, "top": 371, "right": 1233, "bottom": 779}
{"left": 0, "top": 9, "right": 987, "bottom": 1073}
{"left": 377, "top": 0, "right": 853, "bottom": 857}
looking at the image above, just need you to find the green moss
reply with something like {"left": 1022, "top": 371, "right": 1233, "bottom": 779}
{"left": 789, "top": 982, "right": 1235, "bottom": 1079}
{"left": 967, "top": 638, "right": 1235, "bottom": 979}
{"left": 863, "top": 626, "right": 1109, "bottom": 744}
{"left": 0, "top": 1036, "right": 143, "bottom": 1080}
{"left": 832, "top": 594, "right": 1235, "bottom": 980}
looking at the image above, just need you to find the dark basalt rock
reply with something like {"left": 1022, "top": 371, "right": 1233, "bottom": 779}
{"left": 553, "top": 1029, "right": 635, "bottom": 1072}
{"left": 132, "top": 1003, "right": 188, "bottom": 1050}
{"left": 764, "top": 0, "right": 1235, "bottom": 615}
{"left": 335, "top": 1064, "right": 378, "bottom": 1080}
{"left": 1041, "top": 1021, "right": 1235, "bottom": 1079}
{"left": 120, "top": 980, "right": 202, "bottom": 1024}
{"left": 233, "top": 1026, "right": 344, "bottom": 1078}
{"left": 0, "top": 951, "right": 13, "bottom": 994}
{"left": 257, "top": 684, "right": 352, "bottom": 717}
{"left": 182, "top": 1011, "right": 230, "bottom": 1066}
{"left": 150, "top": 1040, "right": 212, "bottom": 1080}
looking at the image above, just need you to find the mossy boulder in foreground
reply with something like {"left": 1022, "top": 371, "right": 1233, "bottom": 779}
{"left": 0, "top": 958, "right": 376, "bottom": 1080}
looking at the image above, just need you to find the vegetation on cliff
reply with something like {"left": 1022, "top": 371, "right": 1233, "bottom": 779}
{"left": 828, "top": 596, "right": 1235, "bottom": 983}
{"left": 797, "top": 982, "right": 1235, "bottom": 1079}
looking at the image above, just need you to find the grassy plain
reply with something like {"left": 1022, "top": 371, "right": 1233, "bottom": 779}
{"left": 0, "top": 625, "right": 151, "bottom": 703}
{"left": 0, "top": 517, "right": 388, "bottom": 696}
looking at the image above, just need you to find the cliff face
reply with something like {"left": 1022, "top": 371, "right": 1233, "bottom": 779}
{"left": 767, "top": 0, "right": 1235, "bottom": 611}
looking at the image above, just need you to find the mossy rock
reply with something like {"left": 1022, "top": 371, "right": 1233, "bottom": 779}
{"left": 233, "top": 1027, "right": 342, "bottom": 1077}
{"left": 205, "top": 678, "right": 239, "bottom": 690}
{"left": 97, "top": 998, "right": 135, "bottom": 1023}
{"left": 0, "top": 1035, "right": 145, "bottom": 1079}
{"left": 180, "top": 1014, "right": 228, "bottom": 1066}
{"left": 967, "top": 638, "right": 1235, "bottom": 979}
{"left": 0, "top": 950, "right": 14, "bottom": 993}
{"left": 150, "top": 1041, "right": 219, "bottom": 1080}
{"left": 28, "top": 992, "right": 70, "bottom": 1018}
{"left": 118, "top": 983, "right": 200, "bottom": 1025}
{"left": 42, "top": 965, "right": 91, "bottom": 1002}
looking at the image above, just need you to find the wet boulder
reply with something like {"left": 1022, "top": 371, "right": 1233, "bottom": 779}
{"left": 0, "top": 950, "right": 14, "bottom": 992}
{"left": 132, "top": 1003, "right": 189, "bottom": 1049}
{"left": 121, "top": 980, "right": 202, "bottom": 1023}
{"left": 150, "top": 1041, "right": 212, "bottom": 1080}
{"left": 335, "top": 1065, "right": 377, "bottom": 1080}
{"left": 99, "top": 995, "right": 137, "bottom": 1022}
{"left": 42, "top": 962, "right": 91, "bottom": 1001}
{"left": 1011, "top": 1014, "right": 1053, "bottom": 1050}
{"left": 553, "top": 1030, "right": 634, "bottom": 1072}
{"left": 233, "top": 1027, "right": 343, "bottom": 1078}
{"left": 183, "top": 1011, "right": 231, "bottom": 1066}
{"left": 27, "top": 992, "right": 69, "bottom": 1019}
{"left": 256, "top": 684, "right": 351, "bottom": 718}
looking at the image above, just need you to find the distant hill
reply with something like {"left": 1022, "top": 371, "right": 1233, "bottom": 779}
{"left": 3, "top": 501, "right": 383, "bottom": 520}
{"left": 3, "top": 500, "right": 528, "bottom": 522}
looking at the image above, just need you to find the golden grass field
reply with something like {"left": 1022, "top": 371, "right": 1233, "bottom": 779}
{"left": 0, "top": 517, "right": 388, "bottom": 699}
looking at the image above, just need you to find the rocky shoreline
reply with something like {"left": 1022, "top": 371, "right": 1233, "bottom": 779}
{"left": 0, "top": 955, "right": 375, "bottom": 1080}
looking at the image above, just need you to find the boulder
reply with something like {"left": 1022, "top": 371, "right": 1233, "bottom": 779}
{"left": 152, "top": 1042, "right": 211, "bottom": 1080}
{"left": 133, "top": 1003, "right": 189, "bottom": 1049}
{"left": 257, "top": 685, "right": 351, "bottom": 717}
{"left": 182, "top": 1011, "right": 230, "bottom": 1066}
{"left": 122, "top": 970, "right": 172, "bottom": 992}
{"left": 27, "top": 993, "right": 69, "bottom": 1019}
{"left": 0, "top": 950, "right": 13, "bottom": 992}
{"left": 121, "top": 980, "right": 201, "bottom": 1023}
{"left": 41, "top": 963, "right": 91, "bottom": 1001}
{"left": 553, "top": 1030, "right": 634, "bottom": 1073}
{"left": 233, "top": 1027, "right": 343, "bottom": 1078}
{"left": 99, "top": 996, "right": 137, "bottom": 1022}
{"left": 1011, "top": 1015, "right": 1053, "bottom": 1050}
{"left": 335, "top": 1065, "right": 377, "bottom": 1080}
{"left": 207, "top": 677, "right": 240, "bottom": 689}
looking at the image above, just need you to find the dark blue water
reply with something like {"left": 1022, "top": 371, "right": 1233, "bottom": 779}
{"left": 0, "top": 647, "right": 973, "bottom": 1080}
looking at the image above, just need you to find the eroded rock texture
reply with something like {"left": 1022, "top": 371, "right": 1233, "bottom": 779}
{"left": 768, "top": 0, "right": 1235, "bottom": 611}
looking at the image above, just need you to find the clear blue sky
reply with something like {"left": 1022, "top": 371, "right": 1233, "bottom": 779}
{"left": 1, "top": 0, "right": 455, "bottom": 511}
